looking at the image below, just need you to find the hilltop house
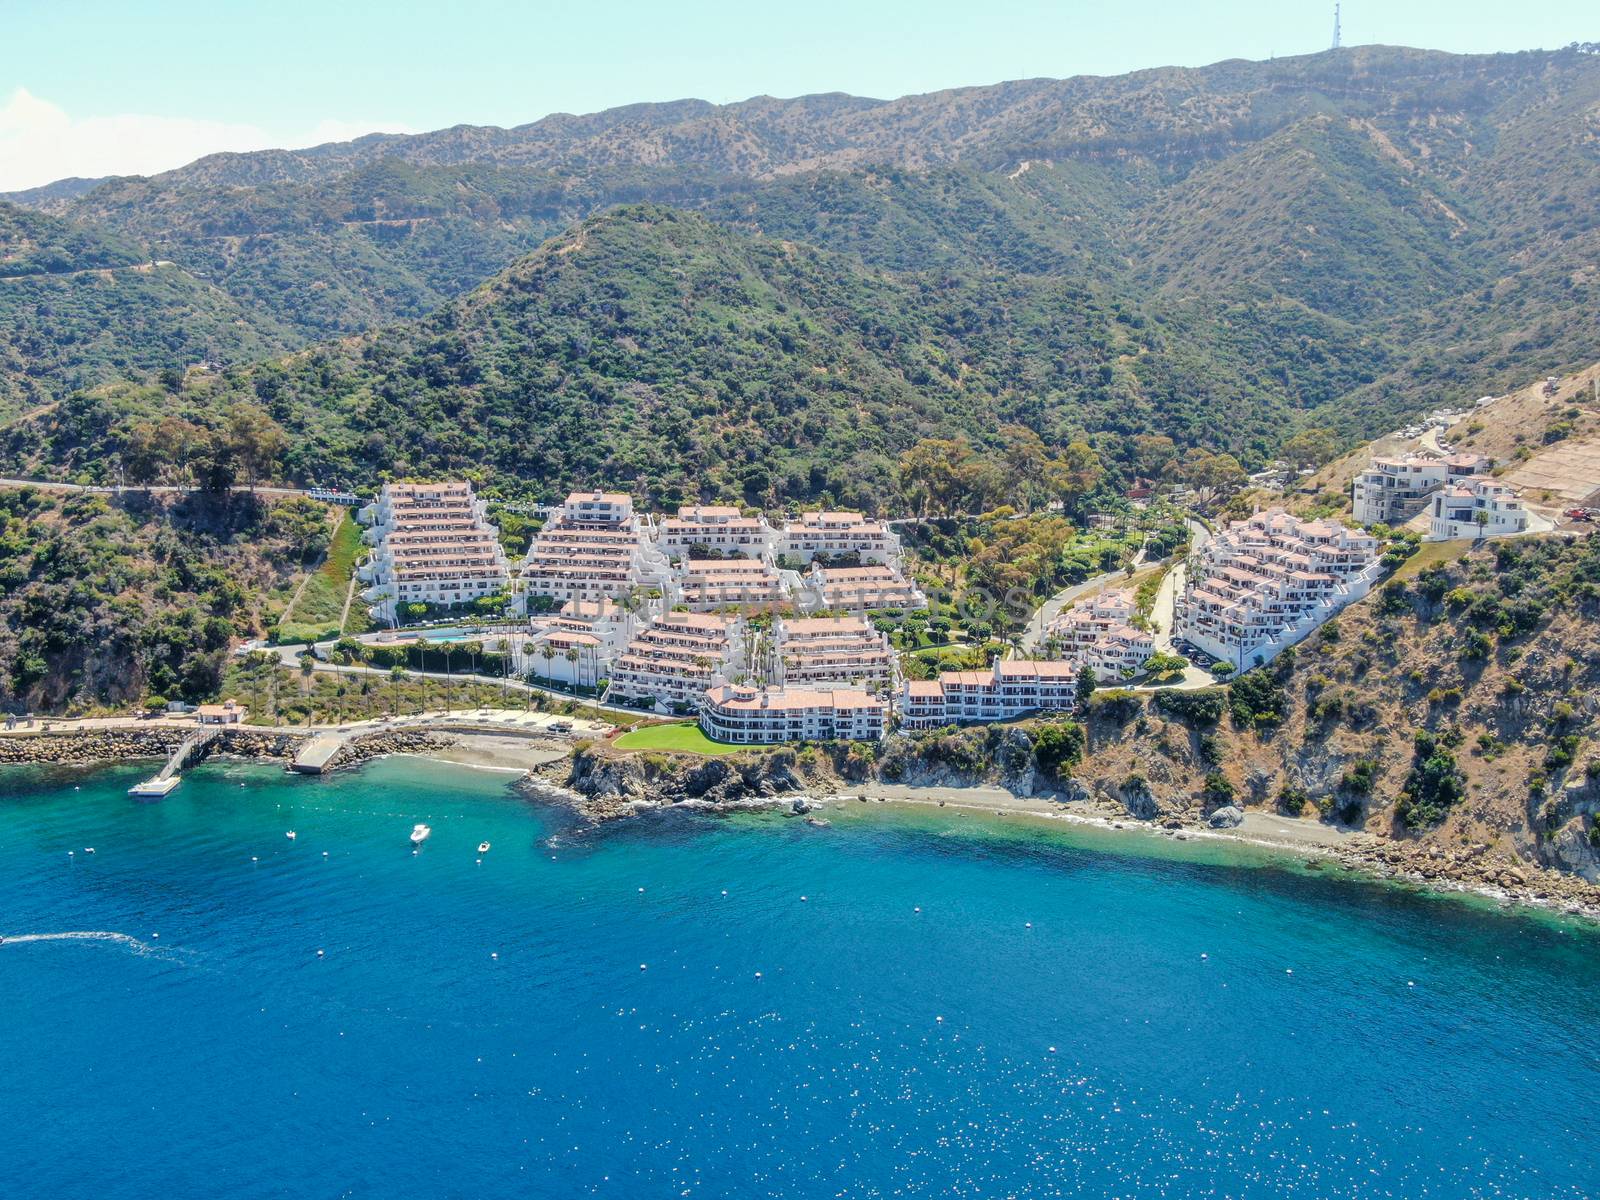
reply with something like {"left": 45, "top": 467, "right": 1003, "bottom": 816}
{"left": 1427, "top": 477, "right": 1529, "bottom": 541}
{"left": 1351, "top": 453, "right": 1493, "bottom": 527}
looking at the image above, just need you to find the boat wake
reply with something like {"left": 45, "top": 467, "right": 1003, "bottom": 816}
{"left": 0, "top": 930, "right": 161, "bottom": 955}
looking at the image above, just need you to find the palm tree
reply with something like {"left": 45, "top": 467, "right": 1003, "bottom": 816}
{"left": 539, "top": 641, "right": 557, "bottom": 682}
{"left": 495, "top": 638, "right": 512, "bottom": 707}
{"left": 298, "top": 651, "right": 316, "bottom": 696}
{"left": 564, "top": 646, "right": 580, "bottom": 690}
{"left": 389, "top": 664, "right": 407, "bottom": 719}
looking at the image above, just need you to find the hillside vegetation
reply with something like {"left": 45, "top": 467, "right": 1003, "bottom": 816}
{"left": 0, "top": 45, "right": 1596, "bottom": 466}
{"left": 0, "top": 488, "right": 330, "bottom": 712}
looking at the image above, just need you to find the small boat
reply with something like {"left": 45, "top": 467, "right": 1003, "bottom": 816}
{"left": 477, "top": 841, "right": 491, "bottom": 854}
{"left": 410, "top": 823, "right": 432, "bottom": 846}
{"left": 285, "top": 831, "right": 296, "bottom": 841}
{"left": 83, "top": 847, "right": 96, "bottom": 854}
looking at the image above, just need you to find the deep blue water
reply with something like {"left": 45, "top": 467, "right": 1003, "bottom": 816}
{"left": 1, "top": 757, "right": 1597, "bottom": 1199}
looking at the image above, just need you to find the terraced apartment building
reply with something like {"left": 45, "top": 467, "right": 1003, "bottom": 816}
{"left": 518, "top": 490, "right": 673, "bottom": 609}
{"left": 657, "top": 505, "right": 775, "bottom": 559}
{"left": 357, "top": 481, "right": 511, "bottom": 622}
{"left": 1045, "top": 587, "right": 1157, "bottom": 681}
{"left": 604, "top": 612, "right": 747, "bottom": 712}
{"left": 898, "top": 660, "right": 1079, "bottom": 731}
{"left": 1174, "top": 509, "right": 1381, "bottom": 670}
{"left": 778, "top": 510, "right": 901, "bottom": 565}
{"left": 773, "top": 615, "right": 895, "bottom": 691}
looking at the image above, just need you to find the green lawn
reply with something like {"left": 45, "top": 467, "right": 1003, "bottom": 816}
{"left": 1389, "top": 538, "right": 1472, "bottom": 583}
{"left": 613, "top": 722, "right": 772, "bottom": 755}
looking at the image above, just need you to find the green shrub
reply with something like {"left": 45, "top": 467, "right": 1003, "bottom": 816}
{"left": 1396, "top": 730, "right": 1467, "bottom": 828}
{"left": 1152, "top": 687, "right": 1225, "bottom": 727}
{"left": 1032, "top": 720, "right": 1086, "bottom": 779}
{"left": 1201, "top": 771, "right": 1235, "bottom": 806}
{"left": 1228, "top": 668, "right": 1287, "bottom": 727}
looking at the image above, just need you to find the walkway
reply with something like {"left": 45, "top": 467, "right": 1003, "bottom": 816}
{"left": 1021, "top": 537, "right": 1149, "bottom": 653}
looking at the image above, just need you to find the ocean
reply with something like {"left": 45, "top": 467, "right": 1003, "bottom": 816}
{"left": 1, "top": 755, "right": 1596, "bottom": 1198}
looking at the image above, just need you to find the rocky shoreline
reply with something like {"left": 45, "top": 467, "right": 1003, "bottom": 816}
{"left": 0, "top": 725, "right": 452, "bottom": 775}
{"left": 0, "top": 726, "right": 303, "bottom": 768}
{"left": 6, "top": 728, "right": 1597, "bottom": 923}
{"left": 541, "top": 746, "right": 1600, "bottom": 923}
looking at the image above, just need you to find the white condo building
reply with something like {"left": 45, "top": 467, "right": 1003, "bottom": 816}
{"left": 1427, "top": 477, "right": 1529, "bottom": 541}
{"left": 1173, "top": 509, "right": 1381, "bottom": 669}
{"left": 524, "top": 599, "right": 645, "bottom": 689}
{"left": 604, "top": 612, "right": 747, "bottom": 712}
{"left": 773, "top": 615, "right": 895, "bottom": 691}
{"left": 676, "top": 557, "right": 794, "bottom": 612}
{"left": 518, "top": 490, "right": 673, "bottom": 610}
{"left": 898, "top": 660, "right": 1078, "bottom": 731}
{"left": 657, "top": 505, "right": 775, "bottom": 559}
{"left": 778, "top": 511, "right": 901, "bottom": 565}
{"left": 357, "top": 481, "right": 511, "bottom": 622}
{"left": 1352, "top": 453, "right": 1493, "bottom": 526}
{"left": 805, "top": 563, "right": 927, "bottom": 613}
{"left": 1045, "top": 587, "right": 1156, "bottom": 681}
{"left": 700, "top": 684, "right": 889, "bottom": 744}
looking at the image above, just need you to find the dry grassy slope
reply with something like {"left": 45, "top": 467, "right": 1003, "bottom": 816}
{"left": 1068, "top": 534, "right": 1600, "bottom": 885}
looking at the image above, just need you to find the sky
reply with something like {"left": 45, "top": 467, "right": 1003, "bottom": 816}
{"left": 1, "top": 0, "right": 1594, "bottom": 191}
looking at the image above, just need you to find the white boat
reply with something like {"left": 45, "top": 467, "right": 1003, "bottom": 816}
{"left": 477, "top": 841, "right": 491, "bottom": 854}
{"left": 410, "top": 823, "right": 432, "bottom": 846}
{"left": 285, "top": 831, "right": 296, "bottom": 841}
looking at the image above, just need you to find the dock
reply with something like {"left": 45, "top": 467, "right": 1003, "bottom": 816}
{"left": 127, "top": 728, "right": 221, "bottom": 796}
{"left": 291, "top": 732, "right": 349, "bottom": 774}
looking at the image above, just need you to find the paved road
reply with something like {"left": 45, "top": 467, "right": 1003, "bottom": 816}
{"left": 252, "top": 641, "right": 655, "bottom": 720}
{"left": 1021, "top": 557, "right": 1141, "bottom": 653}
{"left": 0, "top": 477, "right": 315, "bottom": 498}
{"left": 1140, "top": 519, "right": 1218, "bottom": 691}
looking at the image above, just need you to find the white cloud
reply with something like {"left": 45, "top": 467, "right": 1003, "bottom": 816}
{"left": 0, "top": 88, "right": 414, "bottom": 193}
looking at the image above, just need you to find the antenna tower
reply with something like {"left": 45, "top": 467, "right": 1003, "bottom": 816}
{"left": 1332, "top": 4, "right": 1342, "bottom": 50}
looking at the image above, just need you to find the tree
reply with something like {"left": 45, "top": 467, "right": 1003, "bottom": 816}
{"left": 389, "top": 664, "right": 407, "bottom": 717}
{"left": 1172, "top": 448, "right": 1247, "bottom": 510}
{"left": 1046, "top": 441, "right": 1105, "bottom": 517}
{"left": 1033, "top": 720, "right": 1086, "bottom": 779}
{"left": 1130, "top": 434, "right": 1177, "bottom": 481}
{"left": 1075, "top": 664, "right": 1098, "bottom": 711}
{"left": 224, "top": 404, "right": 288, "bottom": 491}
{"left": 1142, "top": 651, "right": 1189, "bottom": 680}
{"left": 1282, "top": 428, "right": 1339, "bottom": 472}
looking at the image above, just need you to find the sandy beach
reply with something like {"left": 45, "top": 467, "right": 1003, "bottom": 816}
{"left": 407, "top": 732, "right": 573, "bottom": 773}
{"left": 820, "top": 782, "right": 1354, "bottom": 853}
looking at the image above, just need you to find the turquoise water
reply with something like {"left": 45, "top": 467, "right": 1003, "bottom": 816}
{"left": 2, "top": 757, "right": 1597, "bottom": 1198}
